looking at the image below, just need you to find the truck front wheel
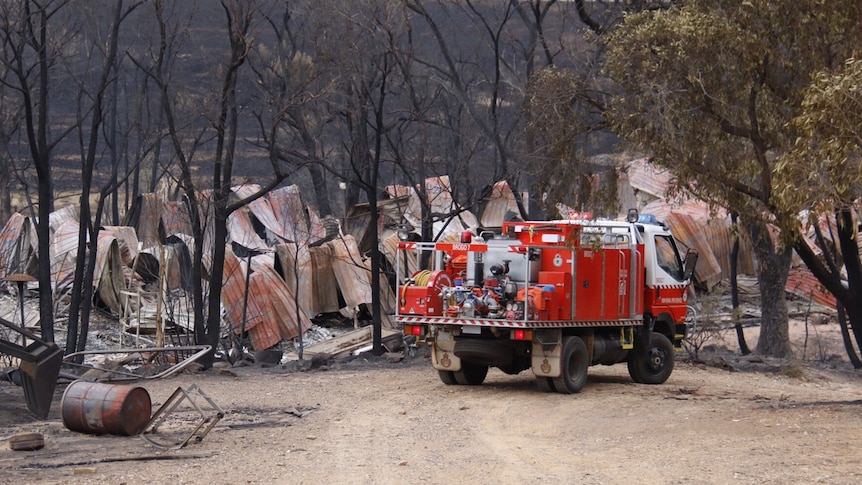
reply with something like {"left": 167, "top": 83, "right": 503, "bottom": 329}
{"left": 627, "top": 333, "right": 674, "bottom": 385}
{"left": 454, "top": 362, "right": 489, "bottom": 385}
{"left": 552, "top": 336, "right": 589, "bottom": 394}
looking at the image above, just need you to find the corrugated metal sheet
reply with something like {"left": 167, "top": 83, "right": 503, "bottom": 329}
{"left": 227, "top": 208, "right": 268, "bottom": 251}
{"left": 380, "top": 232, "right": 417, "bottom": 281}
{"left": 222, "top": 247, "right": 311, "bottom": 349}
{"left": 786, "top": 267, "right": 836, "bottom": 308}
{"left": 0, "top": 213, "right": 36, "bottom": 279}
{"left": 425, "top": 176, "right": 479, "bottom": 239}
{"left": 329, "top": 235, "right": 373, "bottom": 311}
{"left": 101, "top": 226, "right": 140, "bottom": 267}
{"left": 480, "top": 180, "right": 520, "bottom": 228}
{"left": 387, "top": 177, "right": 479, "bottom": 240}
{"left": 161, "top": 199, "right": 193, "bottom": 238}
{"left": 249, "top": 263, "right": 312, "bottom": 345}
{"left": 642, "top": 200, "right": 733, "bottom": 289}
{"left": 308, "top": 244, "right": 340, "bottom": 314}
{"left": 344, "top": 195, "right": 410, "bottom": 254}
{"left": 50, "top": 220, "right": 80, "bottom": 290}
{"left": 94, "top": 236, "right": 126, "bottom": 315}
{"left": 240, "top": 184, "right": 333, "bottom": 246}
{"left": 625, "top": 158, "right": 674, "bottom": 199}
{"left": 132, "top": 193, "right": 163, "bottom": 248}
{"left": 49, "top": 205, "right": 79, "bottom": 234}
{"left": 273, "top": 243, "right": 315, "bottom": 319}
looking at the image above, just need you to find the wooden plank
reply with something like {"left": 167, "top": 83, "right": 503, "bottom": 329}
{"left": 303, "top": 326, "right": 399, "bottom": 359}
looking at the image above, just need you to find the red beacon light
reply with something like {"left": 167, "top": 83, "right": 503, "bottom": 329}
{"left": 460, "top": 231, "right": 473, "bottom": 243}
{"left": 567, "top": 211, "right": 592, "bottom": 220}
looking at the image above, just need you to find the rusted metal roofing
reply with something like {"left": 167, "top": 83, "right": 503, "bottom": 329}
{"left": 345, "top": 195, "right": 410, "bottom": 254}
{"left": 222, "top": 247, "right": 311, "bottom": 349}
{"left": 129, "top": 193, "right": 162, "bottom": 248}
{"left": 625, "top": 158, "right": 675, "bottom": 200}
{"left": 330, "top": 235, "right": 373, "bottom": 311}
{"left": 227, "top": 208, "right": 268, "bottom": 251}
{"left": 479, "top": 180, "right": 520, "bottom": 228}
{"left": 48, "top": 205, "right": 79, "bottom": 234}
{"left": 101, "top": 226, "right": 140, "bottom": 267}
{"left": 307, "top": 243, "right": 341, "bottom": 314}
{"left": 641, "top": 200, "right": 740, "bottom": 289}
{"left": 94, "top": 235, "right": 126, "bottom": 315}
{"left": 386, "top": 176, "right": 480, "bottom": 240}
{"left": 161, "top": 199, "right": 193, "bottom": 238}
{"left": 273, "top": 243, "right": 315, "bottom": 319}
{"left": 0, "top": 213, "right": 37, "bottom": 279}
{"left": 50, "top": 220, "right": 80, "bottom": 290}
{"left": 786, "top": 267, "right": 837, "bottom": 308}
{"left": 239, "top": 185, "right": 312, "bottom": 244}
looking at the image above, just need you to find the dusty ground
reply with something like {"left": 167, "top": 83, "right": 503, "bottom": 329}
{"left": 2, "top": 319, "right": 862, "bottom": 485}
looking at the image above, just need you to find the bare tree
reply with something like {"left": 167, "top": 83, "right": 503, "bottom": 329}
{"left": 65, "top": 0, "right": 144, "bottom": 355}
{"left": 0, "top": 0, "right": 81, "bottom": 342}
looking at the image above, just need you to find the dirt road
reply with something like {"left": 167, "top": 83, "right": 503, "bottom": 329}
{"left": 2, "top": 344, "right": 862, "bottom": 485}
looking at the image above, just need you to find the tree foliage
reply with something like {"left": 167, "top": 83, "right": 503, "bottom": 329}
{"left": 603, "top": 0, "right": 859, "bottom": 357}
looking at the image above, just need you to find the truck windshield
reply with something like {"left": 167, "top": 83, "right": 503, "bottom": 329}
{"left": 654, "top": 235, "right": 684, "bottom": 281}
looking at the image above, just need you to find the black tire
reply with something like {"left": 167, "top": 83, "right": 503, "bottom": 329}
{"left": 454, "top": 339, "right": 512, "bottom": 367}
{"left": 552, "top": 336, "right": 589, "bottom": 394}
{"left": 453, "top": 362, "right": 489, "bottom": 385}
{"left": 535, "top": 376, "right": 556, "bottom": 393}
{"left": 627, "top": 333, "right": 675, "bottom": 385}
{"left": 438, "top": 370, "right": 458, "bottom": 385}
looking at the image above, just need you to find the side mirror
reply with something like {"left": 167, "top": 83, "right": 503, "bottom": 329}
{"left": 682, "top": 248, "right": 698, "bottom": 281}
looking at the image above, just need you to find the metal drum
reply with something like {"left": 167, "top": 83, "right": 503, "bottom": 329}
{"left": 61, "top": 380, "right": 152, "bottom": 436}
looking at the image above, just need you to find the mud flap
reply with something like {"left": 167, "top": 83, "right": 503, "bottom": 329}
{"left": 430, "top": 329, "right": 461, "bottom": 372}
{"left": 531, "top": 329, "right": 562, "bottom": 377}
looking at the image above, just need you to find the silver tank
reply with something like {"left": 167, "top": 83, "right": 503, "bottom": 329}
{"left": 466, "top": 237, "right": 540, "bottom": 286}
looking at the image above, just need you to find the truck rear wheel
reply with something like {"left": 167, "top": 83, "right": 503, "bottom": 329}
{"left": 454, "top": 362, "right": 489, "bottom": 385}
{"left": 535, "top": 377, "right": 556, "bottom": 392}
{"left": 627, "top": 333, "right": 674, "bottom": 385}
{"left": 438, "top": 370, "right": 458, "bottom": 385}
{"left": 552, "top": 336, "right": 589, "bottom": 394}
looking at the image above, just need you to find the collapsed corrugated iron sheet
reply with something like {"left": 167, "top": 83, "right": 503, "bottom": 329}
{"left": 345, "top": 195, "right": 410, "bottom": 254}
{"left": 387, "top": 176, "right": 480, "bottom": 241}
{"left": 330, "top": 236, "right": 373, "bottom": 312}
{"left": 222, "top": 247, "right": 311, "bottom": 349}
{"left": 625, "top": 158, "right": 675, "bottom": 201}
{"left": 273, "top": 243, "right": 315, "bottom": 320}
{"left": 101, "top": 226, "right": 140, "bottom": 267}
{"left": 642, "top": 199, "right": 758, "bottom": 289}
{"left": 307, "top": 243, "right": 341, "bottom": 314}
{"left": 161, "top": 200, "right": 193, "bottom": 239}
{"left": 239, "top": 185, "right": 310, "bottom": 244}
{"left": 126, "top": 193, "right": 162, "bottom": 248}
{"left": 228, "top": 208, "right": 269, "bottom": 251}
{"left": 49, "top": 205, "right": 79, "bottom": 234}
{"left": 50, "top": 220, "right": 80, "bottom": 290}
{"left": 94, "top": 235, "right": 126, "bottom": 314}
{"left": 786, "top": 267, "right": 837, "bottom": 308}
{"left": 0, "top": 213, "right": 37, "bottom": 279}
{"left": 479, "top": 180, "right": 520, "bottom": 228}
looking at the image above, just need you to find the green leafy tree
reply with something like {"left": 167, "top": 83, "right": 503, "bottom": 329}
{"left": 778, "top": 58, "right": 862, "bottom": 366}
{"left": 604, "top": 0, "right": 858, "bottom": 357}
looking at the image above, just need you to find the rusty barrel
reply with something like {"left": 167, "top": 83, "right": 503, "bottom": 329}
{"left": 61, "top": 380, "right": 152, "bottom": 436}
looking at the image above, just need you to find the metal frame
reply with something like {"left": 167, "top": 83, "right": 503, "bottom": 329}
{"left": 139, "top": 384, "right": 224, "bottom": 450}
{"left": 62, "top": 345, "right": 211, "bottom": 382}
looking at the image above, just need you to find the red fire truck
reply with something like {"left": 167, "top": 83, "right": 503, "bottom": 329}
{"left": 395, "top": 210, "right": 697, "bottom": 393}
